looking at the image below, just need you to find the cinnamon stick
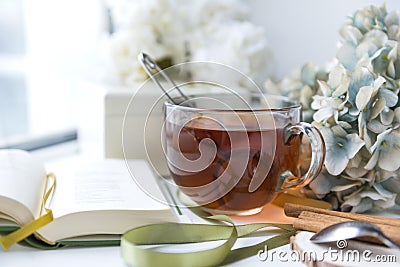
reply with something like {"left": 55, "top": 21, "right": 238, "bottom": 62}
{"left": 292, "top": 211, "right": 400, "bottom": 245}
{"left": 284, "top": 203, "right": 400, "bottom": 228}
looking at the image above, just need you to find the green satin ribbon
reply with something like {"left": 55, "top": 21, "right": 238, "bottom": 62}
{"left": 121, "top": 215, "right": 296, "bottom": 267}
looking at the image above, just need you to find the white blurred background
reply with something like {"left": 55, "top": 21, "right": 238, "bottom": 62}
{"left": 0, "top": 0, "right": 398, "bottom": 154}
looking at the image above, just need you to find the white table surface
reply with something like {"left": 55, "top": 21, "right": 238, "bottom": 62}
{"left": 4, "top": 144, "right": 400, "bottom": 267}
{"left": 1, "top": 144, "right": 308, "bottom": 267}
{"left": 3, "top": 144, "right": 400, "bottom": 267}
{"left": 1, "top": 236, "right": 304, "bottom": 267}
{"left": 6, "top": 143, "right": 400, "bottom": 267}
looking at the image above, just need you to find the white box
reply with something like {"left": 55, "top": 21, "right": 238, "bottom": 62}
{"left": 105, "top": 83, "right": 169, "bottom": 175}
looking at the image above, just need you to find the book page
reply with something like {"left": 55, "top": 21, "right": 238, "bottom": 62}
{"left": 49, "top": 159, "right": 170, "bottom": 218}
{"left": 0, "top": 150, "right": 46, "bottom": 221}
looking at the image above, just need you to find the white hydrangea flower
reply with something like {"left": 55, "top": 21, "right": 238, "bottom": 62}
{"left": 190, "top": 21, "right": 270, "bottom": 87}
{"left": 106, "top": 0, "right": 269, "bottom": 85}
{"left": 109, "top": 27, "right": 170, "bottom": 83}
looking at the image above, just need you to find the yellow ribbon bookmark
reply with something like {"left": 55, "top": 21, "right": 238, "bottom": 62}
{"left": 0, "top": 173, "right": 56, "bottom": 251}
{"left": 0, "top": 211, "right": 53, "bottom": 251}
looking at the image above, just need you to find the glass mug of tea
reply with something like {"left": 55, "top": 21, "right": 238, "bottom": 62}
{"left": 164, "top": 93, "right": 325, "bottom": 215}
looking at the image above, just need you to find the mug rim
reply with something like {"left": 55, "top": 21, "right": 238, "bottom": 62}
{"left": 164, "top": 93, "right": 301, "bottom": 113}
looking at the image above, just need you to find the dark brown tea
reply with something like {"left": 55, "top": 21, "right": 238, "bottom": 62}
{"left": 166, "top": 117, "right": 301, "bottom": 213}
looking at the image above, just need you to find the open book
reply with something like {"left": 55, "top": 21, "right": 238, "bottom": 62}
{"left": 0, "top": 150, "right": 177, "bottom": 249}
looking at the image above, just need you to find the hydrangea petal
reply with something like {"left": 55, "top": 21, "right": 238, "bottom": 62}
{"left": 350, "top": 198, "right": 373, "bottom": 213}
{"left": 367, "top": 119, "right": 389, "bottom": 133}
{"left": 339, "top": 25, "right": 363, "bottom": 45}
{"left": 348, "top": 67, "right": 374, "bottom": 106}
{"left": 337, "top": 43, "right": 357, "bottom": 70}
{"left": 348, "top": 152, "right": 362, "bottom": 168}
{"left": 356, "top": 85, "right": 374, "bottom": 110}
{"left": 378, "top": 144, "right": 400, "bottom": 172}
{"left": 300, "top": 63, "right": 317, "bottom": 86}
{"left": 387, "top": 41, "right": 398, "bottom": 61}
{"left": 317, "top": 80, "right": 330, "bottom": 97}
{"left": 340, "top": 113, "right": 358, "bottom": 122}
{"left": 387, "top": 130, "right": 400, "bottom": 145}
{"left": 333, "top": 76, "right": 350, "bottom": 97}
{"left": 359, "top": 190, "right": 388, "bottom": 200}
{"left": 319, "top": 127, "right": 335, "bottom": 145}
{"left": 356, "top": 41, "right": 378, "bottom": 58}
{"left": 341, "top": 193, "right": 361, "bottom": 208}
{"left": 345, "top": 133, "right": 365, "bottom": 158}
{"left": 337, "top": 121, "right": 352, "bottom": 129}
{"left": 328, "top": 64, "right": 347, "bottom": 88}
{"left": 370, "top": 128, "right": 391, "bottom": 152}
{"left": 365, "top": 150, "right": 379, "bottom": 170}
{"left": 365, "top": 29, "right": 388, "bottom": 46}
{"left": 313, "top": 107, "right": 333, "bottom": 122}
{"left": 379, "top": 88, "right": 398, "bottom": 107}
{"left": 300, "top": 85, "right": 313, "bottom": 108}
{"left": 380, "top": 108, "right": 394, "bottom": 125}
{"left": 381, "top": 177, "right": 400, "bottom": 194}
{"left": 325, "top": 146, "right": 349, "bottom": 175}
{"left": 373, "top": 76, "right": 386, "bottom": 92}
{"left": 388, "top": 61, "right": 396, "bottom": 78}
{"left": 387, "top": 25, "right": 400, "bottom": 41}
{"left": 394, "top": 107, "right": 400, "bottom": 123}
{"left": 373, "top": 183, "right": 396, "bottom": 198}
{"left": 375, "top": 197, "right": 396, "bottom": 210}
{"left": 331, "top": 182, "right": 362, "bottom": 192}
{"left": 345, "top": 167, "right": 368, "bottom": 178}
{"left": 311, "top": 97, "right": 322, "bottom": 110}
{"left": 384, "top": 10, "right": 400, "bottom": 27}
{"left": 331, "top": 125, "right": 347, "bottom": 137}
{"left": 370, "top": 97, "right": 386, "bottom": 120}
{"left": 309, "top": 172, "right": 338, "bottom": 195}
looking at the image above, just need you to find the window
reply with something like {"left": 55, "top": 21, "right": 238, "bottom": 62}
{"left": 0, "top": 0, "right": 108, "bottom": 151}
{"left": 0, "top": 0, "right": 28, "bottom": 140}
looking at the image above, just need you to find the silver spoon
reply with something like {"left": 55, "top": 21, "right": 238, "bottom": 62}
{"left": 138, "top": 52, "right": 194, "bottom": 107}
{"left": 310, "top": 221, "right": 400, "bottom": 249}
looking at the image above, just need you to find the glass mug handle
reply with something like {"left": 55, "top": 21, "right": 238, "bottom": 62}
{"left": 277, "top": 122, "right": 326, "bottom": 191}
